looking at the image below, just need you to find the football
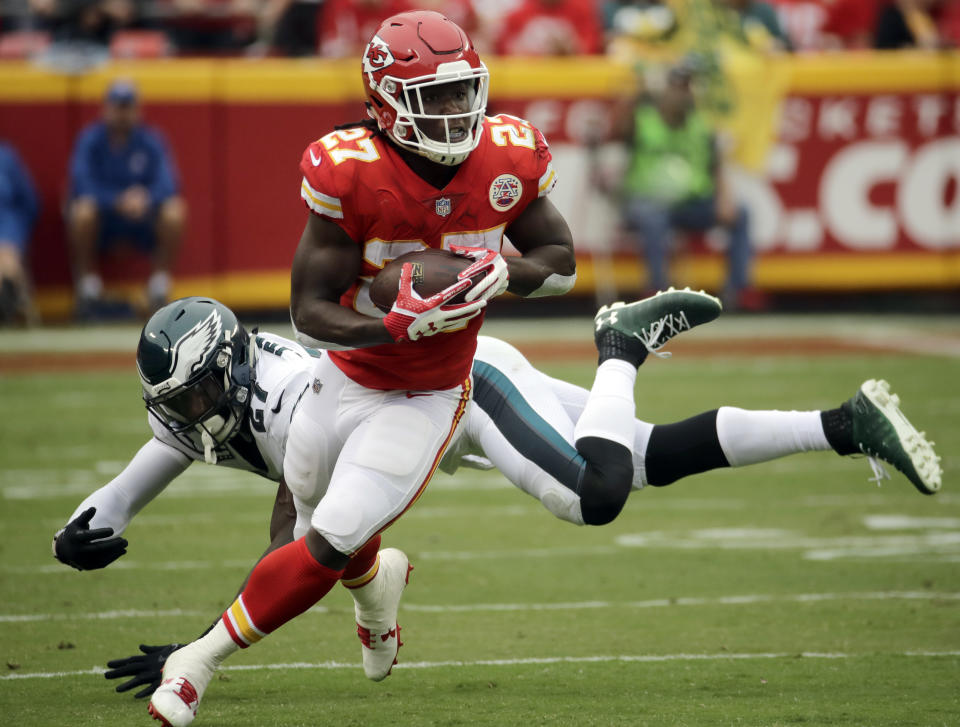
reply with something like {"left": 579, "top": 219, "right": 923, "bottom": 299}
{"left": 369, "top": 248, "right": 481, "bottom": 313}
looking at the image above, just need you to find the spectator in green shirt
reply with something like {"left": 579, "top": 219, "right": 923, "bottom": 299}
{"left": 620, "top": 63, "right": 764, "bottom": 310}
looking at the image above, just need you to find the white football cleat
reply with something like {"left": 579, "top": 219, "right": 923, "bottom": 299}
{"left": 147, "top": 644, "right": 217, "bottom": 726}
{"left": 354, "top": 548, "right": 412, "bottom": 681}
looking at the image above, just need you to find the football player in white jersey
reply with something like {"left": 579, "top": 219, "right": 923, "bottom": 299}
{"left": 54, "top": 296, "right": 417, "bottom": 698}
{"left": 64, "top": 293, "right": 942, "bottom": 706}
{"left": 54, "top": 296, "right": 310, "bottom": 572}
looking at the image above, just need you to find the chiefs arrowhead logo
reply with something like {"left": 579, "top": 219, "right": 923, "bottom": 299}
{"left": 363, "top": 36, "right": 395, "bottom": 75}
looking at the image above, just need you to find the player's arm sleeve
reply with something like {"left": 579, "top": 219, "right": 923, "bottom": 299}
{"left": 62, "top": 438, "right": 191, "bottom": 536}
{"left": 69, "top": 129, "right": 115, "bottom": 208}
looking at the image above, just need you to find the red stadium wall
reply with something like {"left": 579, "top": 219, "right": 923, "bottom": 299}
{"left": 0, "top": 54, "right": 957, "bottom": 317}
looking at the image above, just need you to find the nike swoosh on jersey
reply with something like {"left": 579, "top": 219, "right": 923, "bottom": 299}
{"left": 270, "top": 391, "right": 284, "bottom": 414}
{"left": 309, "top": 149, "right": 322, "bottom": 166}
{"left": 405, "top": 392, "right": 432, "bottom": 398}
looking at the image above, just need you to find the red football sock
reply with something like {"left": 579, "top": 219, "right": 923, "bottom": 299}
{"left": 341, "top": 534, "right": 382, "bottom": 588}
{"left": 223, "top": 536, "right": 342, "bottom": 648}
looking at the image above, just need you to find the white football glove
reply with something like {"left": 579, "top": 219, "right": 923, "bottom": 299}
{"left": 450, "top": 245, "right": 510, "bottom": 303}
{"left": 382, "top": 262, "right": 486, "bottom": 343}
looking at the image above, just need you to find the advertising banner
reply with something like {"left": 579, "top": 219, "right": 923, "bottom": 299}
{"left": 0, "top": 53, "right": 957, "bottom": 316}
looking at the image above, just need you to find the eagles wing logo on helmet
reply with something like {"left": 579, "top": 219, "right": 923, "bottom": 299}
{"left": 170, "top": 309, "right": 222, "bottom": 384}
{"left": 363, "top": 36, "right": 395, "bottom": 76}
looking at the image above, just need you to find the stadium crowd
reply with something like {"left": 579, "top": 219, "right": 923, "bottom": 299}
{"left": 0, "top": 0, "right": 957, "bottom": 59}
{"left": 0, "top": 0, "right": 956, "bottom": 324}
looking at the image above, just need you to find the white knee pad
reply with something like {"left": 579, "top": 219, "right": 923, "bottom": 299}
{"left": 310, "top": 489, "right": 368, "bottom": 554}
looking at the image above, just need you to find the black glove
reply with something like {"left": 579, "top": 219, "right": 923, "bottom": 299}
{"left": 105, "top": 643, "right": 184, "bottom": 699}
{"left": 52, "top": 507, "right": 128, "bottom": 570}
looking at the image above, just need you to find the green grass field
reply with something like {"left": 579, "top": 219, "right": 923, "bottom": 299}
{"left": 1, "top": 314, "right": 958, "bottom": 726}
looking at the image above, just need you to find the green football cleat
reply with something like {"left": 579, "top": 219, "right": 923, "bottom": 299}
{"left": 594, "top": 287, "right": 723, "bottom": 360}
{"left": 850, "top": 379, "right": 942, "bottom": 495}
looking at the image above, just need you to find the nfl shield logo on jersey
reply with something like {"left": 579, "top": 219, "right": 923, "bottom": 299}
{"left": 312, "top": 378, "right": 322, "bottom": 394}
{"left": 435, "top": 197, "right": 452, "bottom": 217}
{"left": 489, "top": 174, "right": 522, "bottom": 212}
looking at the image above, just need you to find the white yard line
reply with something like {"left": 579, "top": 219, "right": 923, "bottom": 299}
{"left": 2, "top": 548, "right": 626, "bottom": 575}
{"left": 862, "top": 515, "right": 960, "bottom": 530}
{"left": 0, "top": 608, "right": 206, "bottom": 623}
{"left": 10, "top": 520, "right": 960, "bottom": 574}
{"left": 9, "top": 526, "right": 960, "bottom": 574}
{"left": 4, "top": 649, "right": 960, "bottom": 682}
{"left": 3, "top": 591, "right": 957, "bottom": 624}
{"left": 402, "top": 591, "right": 960, "bottom": 613}
{"left": 3, "top": 559, "right": 260, "bottom": 575}
{"left": 615, "top": 530, "right": 960, "bottom": 553}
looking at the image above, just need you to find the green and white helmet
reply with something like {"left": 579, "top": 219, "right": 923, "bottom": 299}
{"left": 136, "top": 297, "right": 252, "bottom": 463}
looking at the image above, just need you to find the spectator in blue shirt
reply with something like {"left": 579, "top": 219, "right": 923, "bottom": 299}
{"left": 0, "top": 140, "right": 39, "bottom": 325}
{"left": 67, "top": 79, "right": 186, "bottom": 319}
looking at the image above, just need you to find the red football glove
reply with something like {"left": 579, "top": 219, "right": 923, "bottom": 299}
{"left": 450, "top": 245, "right": 510, "bottom": 303}
{"left": 383, "top": 262, "right": 486, "bottom": 343}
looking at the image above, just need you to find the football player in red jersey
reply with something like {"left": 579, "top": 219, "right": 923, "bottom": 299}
{"left": 148, "top": 11, "right": 585, "bottom": 726}
{"left": 86, "top": 290, "right": 938, "bottom": 706}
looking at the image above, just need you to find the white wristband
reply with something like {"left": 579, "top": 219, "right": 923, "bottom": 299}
{"left": 526, "top": 271, "right": 577, "bottom": 298}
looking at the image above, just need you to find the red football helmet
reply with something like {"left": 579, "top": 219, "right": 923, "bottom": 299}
{"left": 362, "top": 10, "right": 489, "bottom": 166}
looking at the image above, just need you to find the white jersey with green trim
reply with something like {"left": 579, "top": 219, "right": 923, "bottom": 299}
{"left": 64, "top": 333, "right": 320, "bottom": 539}
{"left": 148, "top": 333, "right": 316, "bottom": 481}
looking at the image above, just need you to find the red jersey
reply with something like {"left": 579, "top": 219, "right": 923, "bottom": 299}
{"left": 299, "top": 114, "right": 558, "bottom": 391}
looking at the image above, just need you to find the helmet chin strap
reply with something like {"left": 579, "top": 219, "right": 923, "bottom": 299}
{"left": 200, "top": 413, "right": 229, "bottom": 465}
{"left": 201, "top": 343, "right": 242, "bottom": 465}
{"left": 202, "top": 429, "right": 218, "bottom": 465}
